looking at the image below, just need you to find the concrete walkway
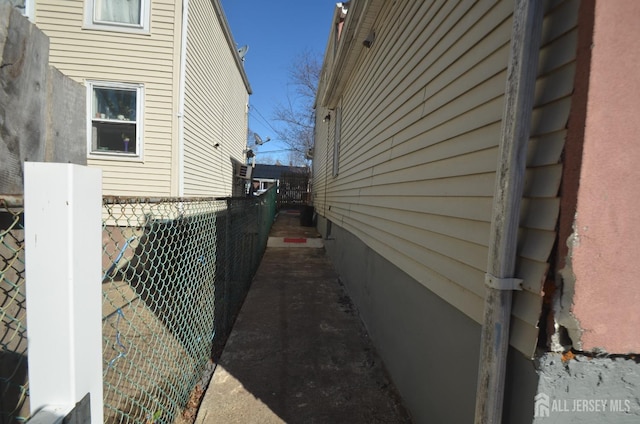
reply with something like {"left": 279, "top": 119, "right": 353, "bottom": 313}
{"left": 195, "top": 210, "right": 411, "bottom": 423}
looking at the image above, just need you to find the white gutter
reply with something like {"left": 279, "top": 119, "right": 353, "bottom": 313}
{"left": 474, "top": 1, "right": 543, "bottom": 423}
{"left": 177, "top": 0, "right": 189, "bottom": 196}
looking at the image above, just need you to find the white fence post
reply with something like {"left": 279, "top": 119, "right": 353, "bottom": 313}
{"left": 24, "top": 163, "right": 103, "bottom": 423}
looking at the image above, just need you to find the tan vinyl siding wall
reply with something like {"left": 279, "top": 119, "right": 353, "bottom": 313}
{"left": 182, "top": 0, "right": 249, "bottom": 197}
{"left": 35, "top": 0, "right": 178, "bottom": 196}
{"left": 314, "top": 0, "right": 578, "bottom": 356}
{"left": 511, "top": 0, "right": 579, "bottom": 353}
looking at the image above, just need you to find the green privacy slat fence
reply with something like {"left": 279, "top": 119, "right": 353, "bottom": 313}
{"left": 0, "top": 197, "right": 29, "bottom": 424}
{"left": 101, "top": 188, "right": 276, "bottom": 423}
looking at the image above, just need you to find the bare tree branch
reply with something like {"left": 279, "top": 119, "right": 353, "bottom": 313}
{"left": 271, "top": 49, "right": 321, "bottom": 165}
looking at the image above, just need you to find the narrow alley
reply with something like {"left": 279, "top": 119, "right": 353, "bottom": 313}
{"left": 195, "top": 210, "right": 411, "bottom": 423}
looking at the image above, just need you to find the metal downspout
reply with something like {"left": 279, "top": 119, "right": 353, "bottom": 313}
{"left": 177, "top": 0, "right": 189, "bottom": 197}
{"left": 474, "top": 1, "right": 543, "bottom": 423}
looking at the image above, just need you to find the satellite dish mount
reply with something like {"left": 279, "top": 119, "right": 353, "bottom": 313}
{"left": 238, "top": 45, "right": 249, "bottom": 61}
{"left": 253, "top": 132, "right": 270, "bottom": 146}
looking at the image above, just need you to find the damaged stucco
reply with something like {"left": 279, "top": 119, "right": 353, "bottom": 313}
{"left": 553, "top": 219, "right": 582, "bottom": 352}
{"left": 552, "top": 0, "right": 640, "bottom": 354}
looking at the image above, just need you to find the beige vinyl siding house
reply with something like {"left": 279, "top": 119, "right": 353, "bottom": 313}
{"left": 314, "top": 1, "right": 578, "bottom": 422}
{"left": 183, "top": 0, "right": 250, "bottom": 196}
{"left": 33, "top": 0, "right": 250, "bottom": 197}
{"left": 34, "top": 0, "right": 179, "bottom": 196}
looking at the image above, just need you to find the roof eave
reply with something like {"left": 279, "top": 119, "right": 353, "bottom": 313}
{"left": 318, "top": 0, "right": 384, "bottom": 109}
{"left": 212, "top": 0, "right": 253, "bottom": 94}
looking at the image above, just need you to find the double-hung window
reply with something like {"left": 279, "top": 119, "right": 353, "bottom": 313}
{"left": 85, "top": 0, "right": 150, "bottom": 33}
{"left": 332, "top": 102, "right": 342, "bottom": 177}
{"left": 88, "top": 81, "right": 143, "bottom": 159}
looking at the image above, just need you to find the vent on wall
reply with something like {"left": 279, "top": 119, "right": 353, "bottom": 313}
{"left": 235, "top": 163, "right": 252, "bottom": 179}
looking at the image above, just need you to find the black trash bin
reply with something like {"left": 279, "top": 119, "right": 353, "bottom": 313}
{"left": 300, "top": 205, "right": 314, "bottom": 227}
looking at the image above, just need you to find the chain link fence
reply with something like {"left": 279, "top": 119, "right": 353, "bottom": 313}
{"left": 101, "top": 188, "right": 276, "bottom": 423}
{"left": 0, "top": 188, "right": 276, "bottom": 424}
{"left": 0, "top": 197, "right": 28, "bottom": 424}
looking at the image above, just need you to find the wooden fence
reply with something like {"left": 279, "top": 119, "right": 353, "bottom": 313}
{"left": 276, "top": 171, "right": 310, "bottom": 210}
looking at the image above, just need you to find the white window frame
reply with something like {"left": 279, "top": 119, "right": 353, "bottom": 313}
{"left": 25, "top": 0, "right": 34, "bottom": 21}
{"left": 17, "top": 0, "right": 35, "bottom": 21}
{"left": 332, "top": 102, "right": 342, "bottom": 177}
{"left": 84, "top": 0, "right": 151, "bottom": 34}
{"left": 86, "top": 81, "right": 144, "bottom": 161}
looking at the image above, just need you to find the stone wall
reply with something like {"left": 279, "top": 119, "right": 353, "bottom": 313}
{"left": 0, "top": 1, "right": 85, "bottom": 194}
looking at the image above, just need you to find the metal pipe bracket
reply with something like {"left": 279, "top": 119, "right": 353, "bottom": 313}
{"left": 484, "top": 273, "right": 523, "bottom": 291}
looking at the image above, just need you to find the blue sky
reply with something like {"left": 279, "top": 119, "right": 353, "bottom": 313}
{"left": 220, "top": 1, "right": 337, "bottom": 163}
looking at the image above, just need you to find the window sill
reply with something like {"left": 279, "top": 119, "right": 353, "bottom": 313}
{"left": 82, "top": 23, "right": 150, "bottom": 36}
{"left": 88, "top": 152, "right": 144, "bottom": 163}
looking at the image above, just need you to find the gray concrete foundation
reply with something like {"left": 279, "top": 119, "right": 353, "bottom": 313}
{"left": 532, "top": 353, "right": 640, "bottom": 423}
{"left": 318, "top": 216, "right": 541, "bottom": 423}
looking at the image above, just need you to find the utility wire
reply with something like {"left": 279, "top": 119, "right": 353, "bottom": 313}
{"left": 248, "top": 111, "right": 272, "bottom": 133}
{"left": 249, "top": 105, "right": 280, "bottom": 134}
{"left": 257, "top": 148, "right": 297, "bottom": 154}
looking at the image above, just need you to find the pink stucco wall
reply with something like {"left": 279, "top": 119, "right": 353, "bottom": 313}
{"left": 571, "top": 0, "right": 640, "bottom": 353}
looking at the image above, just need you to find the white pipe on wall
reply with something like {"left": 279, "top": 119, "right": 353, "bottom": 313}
{"left": 474, "top": 1, "right": 544, "bottom": 423}
{"left": 177, "top": 0, "right": 190, "bottom": 197}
